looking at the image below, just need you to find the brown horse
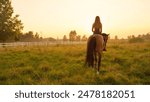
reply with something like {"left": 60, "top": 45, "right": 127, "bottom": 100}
{"left": 85, "top": 33, "right": 109, "bottom": 74}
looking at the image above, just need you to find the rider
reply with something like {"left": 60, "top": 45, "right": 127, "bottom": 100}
{"left": 92, "top": 16, "right": 106, "bottom": 51}
{"left": 92, "top": 16, "right": 102, "bottom": 35}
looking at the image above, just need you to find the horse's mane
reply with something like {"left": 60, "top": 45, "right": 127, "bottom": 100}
{"left": 102, "top": 33, "right": 107, "bottom": 36}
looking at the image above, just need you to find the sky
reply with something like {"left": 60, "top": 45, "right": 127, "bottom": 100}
{"left": 12, "top": 0, "right": 150, "bottom": 39}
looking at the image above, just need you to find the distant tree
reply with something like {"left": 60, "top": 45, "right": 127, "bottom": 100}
{"left": 69, "top": 30, "right": 77, "bottom": 41}
{"left": 76, "top": 35, "right": 81, "bottom": 41}
{"left": 146, "top": 33, "right": 150, "bottom": 40}
{"left": 40, "top": 37, "right": 43, "bottom": 40}
{"left": 127, "top": 35, "right": 131, "bottom": 39}
{"left": 0, "top": 0, "right": 23, "bottom": 42}
{"left": 115, "top": 35, "right": 118, "bottom": 40}
{"left": 82, "top": 35, "right": 87, "bottom": 41}
{"left": 138, "top": 34, "right": 141, "bottom": 38}
{"left": 63, "top": 35, "right": 67, "bottom": 41}
{"left": 20, "top": 31, "right": 34, "bottom": 41}
{"left": 26, "top": 31, "right": 34, "bottom": 39}
{"left": 48, "top": 37, "right": 56, "bottom": 41}
{"left": 131, "top": 35, "right": 135, "bottom": 38}
{"left": 35, "top": 32, "right": 39, "bottom": 39}
{"left": 147, "top": 32, "right": 150, "bottom": 36}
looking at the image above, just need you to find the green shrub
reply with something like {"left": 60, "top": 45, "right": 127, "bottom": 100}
{"left": 129, "top": 38, "right": 144, "bottom": 43}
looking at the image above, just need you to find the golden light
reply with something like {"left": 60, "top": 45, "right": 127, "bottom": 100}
{"left": 12, "top": 0, "right": 150, "bottom": 39}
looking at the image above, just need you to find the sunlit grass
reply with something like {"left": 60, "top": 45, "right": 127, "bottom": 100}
{"left": 0, "top": 41, "right": 150, "bottom": 84}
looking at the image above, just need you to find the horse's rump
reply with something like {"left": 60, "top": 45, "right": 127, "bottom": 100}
{"left": 93, "top": 34, "right": 104, "bottom": 52}
{"left": 86, "top": 34, "right": 104, "bottom": 67}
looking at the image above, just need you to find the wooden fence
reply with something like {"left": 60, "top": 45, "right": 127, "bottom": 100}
{"left": 0, "top": 41, "right": 86, "bottom": 47}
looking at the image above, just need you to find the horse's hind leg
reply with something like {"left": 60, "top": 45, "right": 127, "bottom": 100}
{"left": 94, "top": 52, "right": 97, "bottom": 69}
{"left": 97, "top": 52, "right": 102, "bottom": 74}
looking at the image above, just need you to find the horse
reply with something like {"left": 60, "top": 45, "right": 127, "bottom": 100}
{"left": 85, "top": 33, "right": 109, "bottom": 74}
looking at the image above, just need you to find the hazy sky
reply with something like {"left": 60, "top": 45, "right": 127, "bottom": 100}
{"left": 12, "top": 0, "right": 150, "bottom": 38}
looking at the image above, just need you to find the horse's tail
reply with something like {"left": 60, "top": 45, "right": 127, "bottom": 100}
{"left": 86, "top": 36, "right": 96, "bottom": 67}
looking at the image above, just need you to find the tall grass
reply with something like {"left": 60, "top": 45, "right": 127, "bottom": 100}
{"left": 0, "top": 41, "right": 150, "bottom": 84}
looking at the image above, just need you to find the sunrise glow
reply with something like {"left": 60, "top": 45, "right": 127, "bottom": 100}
{"left": 12, "top": 0, "right": 150, "bottom": 39}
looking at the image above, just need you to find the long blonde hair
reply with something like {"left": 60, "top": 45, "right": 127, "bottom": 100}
{"left": 92, "top": 16, "right": 102, "bottom": 33}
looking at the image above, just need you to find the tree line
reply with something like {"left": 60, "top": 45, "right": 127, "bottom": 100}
{"left": 128, "top": 33, "right": 150, "bottom": 43}
{"left": 63, "top": 30, "right": 87, "bottom": 41}
{"left": 0, "top": 0, "right": 87, "bottom": 42}
{"left": 127, "top": 33, "right": 150, "bottom": 40}
{"left": 0, "top": 0, "right": 44, "bottom": 42}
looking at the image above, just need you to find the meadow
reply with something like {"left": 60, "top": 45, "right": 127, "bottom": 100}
{"left": 0, "top": 40, "right": 150, "bottom": 85}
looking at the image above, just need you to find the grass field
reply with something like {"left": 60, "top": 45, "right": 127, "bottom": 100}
{"left": 0, "top": 40, "right": 150, "bottom": 85}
